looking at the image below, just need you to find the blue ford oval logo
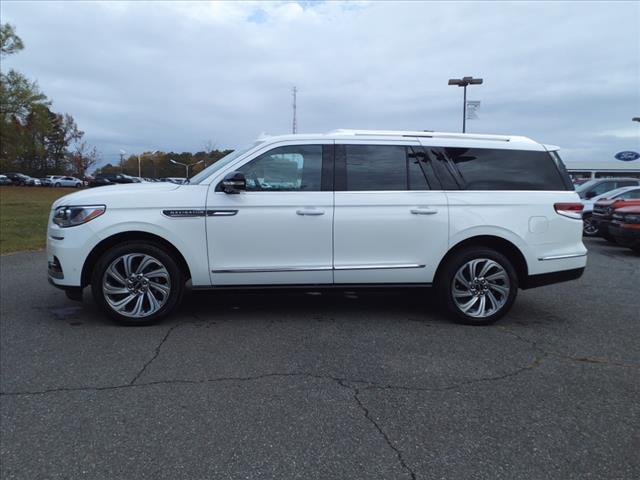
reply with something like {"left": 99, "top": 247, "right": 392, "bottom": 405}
{"left": 614, "top": 151, "right": 640, "bottom": 161}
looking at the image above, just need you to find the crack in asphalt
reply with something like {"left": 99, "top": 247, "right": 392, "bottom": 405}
{"left": 128, "top": 322, "right": 183, "bottom": 385}
{"left": 349, "top": 384, "right": 417, "bottom": 480}
{"left": 498, "top": 327, "right": 640, "bottom": 370}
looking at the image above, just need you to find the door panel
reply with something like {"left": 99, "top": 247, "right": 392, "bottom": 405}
{"left": 206, "top": 143, "right": 333, "bottom": 285}
{"left": 333, "top": 191, "right": 448, "bottom": 283}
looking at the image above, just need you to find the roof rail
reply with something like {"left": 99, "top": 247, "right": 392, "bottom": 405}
{"left": 327, "top": 129, "right": 536, "bottom": 144}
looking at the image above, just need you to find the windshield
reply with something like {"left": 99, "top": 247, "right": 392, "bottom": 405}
{"left": 575, "top": 179, "right": 599, "bottom": 196}
{"left": 591, "top": 187, "right": 627, "bottom": 202}
{"left": 189, "top": 142, "right": 263, "bottom": 184}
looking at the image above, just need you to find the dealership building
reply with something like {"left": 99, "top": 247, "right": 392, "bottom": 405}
{"left": 564, "top": 158, "right": 640, "bottom": 180}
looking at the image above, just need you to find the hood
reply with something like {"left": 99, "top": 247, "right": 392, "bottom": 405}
{"left": 615, "top": 205, "right": 640, "bottom": 214}
{"left": 52, "top": 182, "right": 182, "bottom": 209}
{"left": 613, "top": 199, "right": 640, "bottom": 208}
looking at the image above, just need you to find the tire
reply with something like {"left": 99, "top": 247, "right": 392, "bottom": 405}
{"left": 75, "top": 183, "right": 81, "bottom": 188}
{"left": 91, "top": 242, "right": 184, "bottom": 326}
{"left": 436, "top": 247, "right": 518, "bottom": 325}
{"left": 54, "top": 182, "right": 61, "bottom": 187}
{"left": 582, "top": 214, "right": 599, "bottom": 236}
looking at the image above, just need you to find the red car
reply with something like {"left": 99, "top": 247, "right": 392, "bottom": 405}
{"left": 591, "top": 198, "right": 640, "bottom": 241}
{"left": 609, "top": 205, "right": 640, "bottom": 253}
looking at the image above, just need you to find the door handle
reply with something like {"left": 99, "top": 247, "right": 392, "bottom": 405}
{"left": 296, "top": 208, "right": 325, "bottom": 216}
{"left": 410, "top": 207, "right": 438, "bottom": 215}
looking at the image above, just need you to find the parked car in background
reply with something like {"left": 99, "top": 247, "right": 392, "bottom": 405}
{"left": 575, "top": 177, "right": 640, "bottom": 200}
{"left": 582, "top": 186, "right": 640, "bottom": 236}
{"left": 50, "top": 176, "right": 83, "bottom": 188}
{"left": 161, "top": 177, "right": 187, "bottom": 184}
{"left": 609, "top": 206, "right": 640, "bottom": 253}
{"left": 88, "top": 173, "right": 139, "bottom": 187}
{"left": 45, "top": 175, "right": 64, "bottom": 184}
{"left": 47, "top": 129, "right": 586, "bottom": 326}
{"left": 40, "top": 177, "right": 53, "bottom": 187}
{"left": 4, "top": 172, "right": 40, "bottom": 186}
{"left": 592, "top": 197, "right": 640, "bottom": 241}
{"left": 0, "top": 174, "right": 13, "bottom": 185}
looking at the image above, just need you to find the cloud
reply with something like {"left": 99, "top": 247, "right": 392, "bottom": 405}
{"left": 2, "top": 0, "right": 638, "bottom": 166}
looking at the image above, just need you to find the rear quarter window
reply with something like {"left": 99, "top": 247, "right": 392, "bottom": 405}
{"left": 445, "top": 147, "right": 571, "bottom": 191}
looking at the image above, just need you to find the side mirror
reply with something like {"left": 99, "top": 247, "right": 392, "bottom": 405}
{"left": 219, "top": 171, "right": 246, "bottom": 194}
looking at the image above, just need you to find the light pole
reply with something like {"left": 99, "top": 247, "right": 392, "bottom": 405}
{"left": 448, "top": 76, "right": 483, "bottom": 133}
{"left": 170, "top": 159, "right": 204, "bottom": 180}
{"left": 138, "top": 150, "right": 158, "bottom": 179}
{"left": 119, "top": 149, "right": 126, "bottom": 172}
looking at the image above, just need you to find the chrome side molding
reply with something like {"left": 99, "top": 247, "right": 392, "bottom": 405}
{"left": 334, "top": 263, "right": 425, "bottom": 270}
{"left": 538, "top": 253, "right": 587, "bottom": 261}
{"left": 212, "top": 263, "right": 425, "bottom": 273}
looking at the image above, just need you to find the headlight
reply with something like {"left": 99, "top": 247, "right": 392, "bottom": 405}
{"left": 53, "top": 205, "right": 105, "bottom": 228}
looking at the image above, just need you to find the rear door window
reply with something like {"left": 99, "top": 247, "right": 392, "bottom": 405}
{"left": 445, "top": 147, "right": 570, "bottom": 190}
{"left": 338, "top": 145, "right": 429, "bottom": 191}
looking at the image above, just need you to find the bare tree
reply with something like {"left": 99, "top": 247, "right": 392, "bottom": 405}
{"left": 70, "top": 141, "right": 99, "bottom": 178}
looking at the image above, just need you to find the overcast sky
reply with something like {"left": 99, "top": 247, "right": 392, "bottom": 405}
{"left": 2, "top": 0, "right": 639, "bottom": 166}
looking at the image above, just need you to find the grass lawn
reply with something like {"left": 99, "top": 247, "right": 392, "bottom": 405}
{"left": 0, "top": 186, "right": 76, "bottom": 255}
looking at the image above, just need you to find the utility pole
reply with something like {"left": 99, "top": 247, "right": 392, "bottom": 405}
{"left": 292, "top": 86, "right": 297, "bottom": 134}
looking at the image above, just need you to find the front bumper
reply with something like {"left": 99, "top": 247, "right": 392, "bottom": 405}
{"left": 608, "top": 224, "right": 640, "bottom": 247}
{"left": 591, "top": 215, "right": 613, "bottom": 237}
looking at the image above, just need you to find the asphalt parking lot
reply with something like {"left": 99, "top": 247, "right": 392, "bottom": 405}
{"left": 1, "top": 238, "right": 638, "bottom": 480}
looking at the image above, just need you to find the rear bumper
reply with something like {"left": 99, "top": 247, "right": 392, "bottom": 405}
{"left": 522, "top": 267, "right": 585, "bottom": 289}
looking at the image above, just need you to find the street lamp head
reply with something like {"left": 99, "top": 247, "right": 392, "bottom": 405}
{"left": 169, "top": 159, "right": 178, "bottom": 165}
{"left": 449, "top": 76, "right": 483, "bottom": 87}
{"left": 119, "top": 149, "right": 127, "bottom": 155}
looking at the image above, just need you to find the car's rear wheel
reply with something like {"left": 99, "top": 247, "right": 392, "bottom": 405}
{"left": 582, "top": 214, "right": 599, "bottom": 236}
{"left": 54, "top": 182, "right": 61, "bottom": 187}
{"left": 436, "top": 248, "right": 518, "bottom": 325}
{"left": 91, "top": 242, "right": 184, "bottom": 325}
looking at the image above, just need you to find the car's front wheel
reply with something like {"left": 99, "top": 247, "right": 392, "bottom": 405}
{"left": 436, "top": 248, "right": 518, "bottom": 325}
{"left": 54, "top": 182, "right": 61, "bottom": 187}
{"left": 91, "top": 242, "right": 184, "bottom": 325}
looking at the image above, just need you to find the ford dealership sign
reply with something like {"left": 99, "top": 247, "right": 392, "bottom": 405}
{"left": 614, "top": 151, "right": 640, "bottom": 161}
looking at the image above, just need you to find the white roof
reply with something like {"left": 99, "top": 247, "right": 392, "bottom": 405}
{"left": 256, "top": 129, "right": 539, "bottom": 147}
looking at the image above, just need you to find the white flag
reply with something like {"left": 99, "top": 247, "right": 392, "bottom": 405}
{"left": 466, "top": 100, "right": 481, "bottom": 120}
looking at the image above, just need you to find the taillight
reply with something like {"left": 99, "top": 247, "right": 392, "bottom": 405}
{"left": 554, "top": 202, "right": 583, "bottom": 219}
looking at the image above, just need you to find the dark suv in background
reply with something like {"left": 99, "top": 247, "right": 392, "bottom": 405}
{"left": 88, "top": 173, "right": 140, "bottom": 187}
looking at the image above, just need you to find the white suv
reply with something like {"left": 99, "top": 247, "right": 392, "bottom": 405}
{"left": 47, "top": 129, "right": 586, "bottom": 325}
